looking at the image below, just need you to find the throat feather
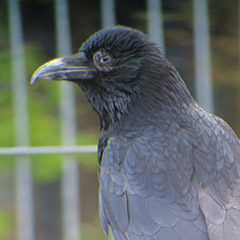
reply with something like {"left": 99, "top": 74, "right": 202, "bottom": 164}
{"left": 80, "top": 83, "right": 132, "bottom": 130}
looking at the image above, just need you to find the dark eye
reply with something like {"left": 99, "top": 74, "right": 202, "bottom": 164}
{"left": 94, "top": 51, "right": 113, "bottom": 71}
{"left": 100, "top": 55, "right": 111, "bottom": 64}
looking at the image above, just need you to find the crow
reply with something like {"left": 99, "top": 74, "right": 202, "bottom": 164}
{"left": 31, "top": 26, "right": 240, "bottom": 240}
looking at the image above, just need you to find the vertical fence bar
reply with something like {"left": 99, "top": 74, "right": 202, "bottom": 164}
{"left": 8, "top": 0, "right": 34, "bottom": 240}
{"left": 147, "top": 0, "right": 165, "bottom": 54}
{"left": 193, "top": 0, "right": 213, "bottom": 113}
{"left": 101, "top": 0, "right": 116, "bottom": 28}
{"left": 54, "top": 0, "right": 80, "bottom": 240}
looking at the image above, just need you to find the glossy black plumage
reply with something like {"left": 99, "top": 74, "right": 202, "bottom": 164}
{"left": 31, "top": 26, "right": 240, "bottom": 240}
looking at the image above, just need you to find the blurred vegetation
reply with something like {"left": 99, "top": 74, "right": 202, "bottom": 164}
{"left": 0, "top": 0, "right": 239, "bottom": 239}
{"left": 0, "top": 209, "right": 12, "bottom": 239}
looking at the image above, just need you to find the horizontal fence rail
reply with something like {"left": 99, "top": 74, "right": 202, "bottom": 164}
{"left": 0, "top": 146, "right": 97, "bottom": 155}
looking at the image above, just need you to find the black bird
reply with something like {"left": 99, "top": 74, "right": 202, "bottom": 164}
{"left": 31, "top": 26, "right": 240, "bottom": 240}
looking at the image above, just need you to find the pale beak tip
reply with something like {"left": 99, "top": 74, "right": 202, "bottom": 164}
{"left": 29, "top": 58, "right": 64, "bottom": 86}
{"left": 29, "top": 73, "right": 38, "bottom": 86}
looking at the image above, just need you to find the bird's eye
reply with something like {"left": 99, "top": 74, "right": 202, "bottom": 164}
{"left": 100, "top": 56, "right": 111, "bottom": 64}
{"left": 93, "top": 51, "right": 113, "bottom": 71}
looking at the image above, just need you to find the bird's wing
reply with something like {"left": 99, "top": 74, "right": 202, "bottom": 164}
{"left": 99, "top": 125, "right": 210, "bottom": 240}
{"left": 194, "top": 114, "right": 240, "bottom": 240}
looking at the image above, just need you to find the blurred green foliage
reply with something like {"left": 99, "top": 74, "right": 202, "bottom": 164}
{"left": 0, "top": 43, "right": 99, "bottom": 180}
{"left": 81, "top": 221, "right": 107, "bottom": 240}
{"left": 0, "top": 209, "right": 12, "bottom": 239}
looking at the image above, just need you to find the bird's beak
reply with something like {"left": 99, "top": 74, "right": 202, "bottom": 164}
{"left": 30, "top": 52, "right": 94, "bottom": 85}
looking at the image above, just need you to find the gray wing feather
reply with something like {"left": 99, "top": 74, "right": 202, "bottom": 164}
{"left": 195, "top": 114, "right": 240, "bottom": 240}
{"left": 99, "top": 192, "right": 109, "bottom": 236}
{"left": 100, "top": 125, "right": 209, "bottom": 239}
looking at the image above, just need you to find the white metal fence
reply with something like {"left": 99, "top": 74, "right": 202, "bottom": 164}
{"left": 1, "top": 0, "right": 220, "bottom": 239}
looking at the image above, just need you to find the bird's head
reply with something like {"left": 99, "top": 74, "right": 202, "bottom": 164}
{"left": 31, "top": 26, "right": 192, "bottom": 129}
